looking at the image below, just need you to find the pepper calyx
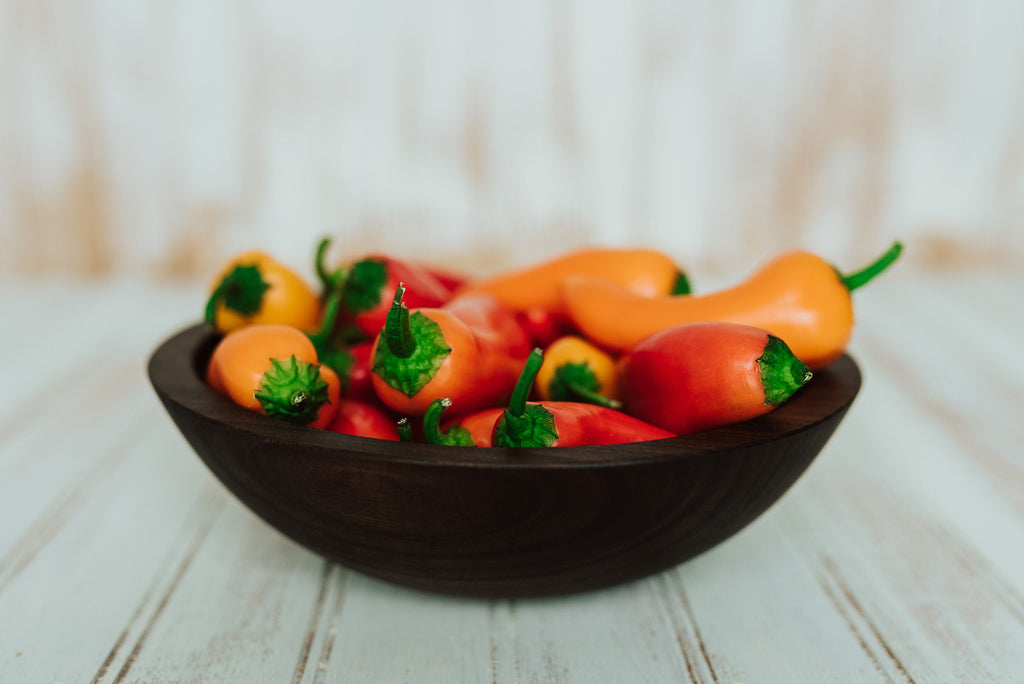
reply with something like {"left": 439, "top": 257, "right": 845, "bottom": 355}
{"left": 342, "top": 258, "right": 389, "bottom": 313}
{"left": 493, "top": 348, "right": 560, "bottom": 448}
{"left": 550, "top": 363, "right": 622, "bottom": 410}
{"left": 494, "top": 404, "right": 558, "bottom": 448}
{"left": 204, "top": 263, "right": 270, "bottom": 325}
{"left": 757, "top": 335, "right": 812, "bottom": 406}
{"left": 254, "top": 355, "right": 330, "bottom": 424}
{"left": 372, "top": 294, "right": 451, "bottom": 397}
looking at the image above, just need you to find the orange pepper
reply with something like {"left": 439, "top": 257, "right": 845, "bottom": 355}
{"left": 457, "top": 247, "right": 687, "bottom": 315}
{"left": 562, "top": 242, "right": 902, "bottom": 369}
{"left": 535, "top": 336, "right": 620, "bottom": 408}
{"left": 206, "top": 324, "right": 340, "bottom": 429}
{"left": 205, "top": 251, "right": 321, "bottom": 334}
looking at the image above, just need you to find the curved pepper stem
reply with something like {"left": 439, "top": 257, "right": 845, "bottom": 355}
{"left": 314, "top": 237, "right": 338, "bottom": 293}
{"left": 383, "top": 284, "right": 416, "bottom": 358}
{"left": 551, "top": 364, "right": 623, "bottom": 410}
{"left": 304, "top": 285, "right": 355, "bottom": 379}
{"left": 423, "top": 398, "right": 475, "bottom": 447}
{"left": 840, "top": 241, "right": 903, "bottom": 292}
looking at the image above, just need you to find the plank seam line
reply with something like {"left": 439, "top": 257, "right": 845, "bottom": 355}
{"left": 311, "top": 568, "right": 351, "bottom": 684}
{"left": 89, "top": 486, "right": 224, "bottom": 684}
{"left": 658, "top": 572, "right": 717, "bottom": 684}
{"left": 488, "top": 598, "right": 501, "bottom": 684}
{"left": 814, "top": 563, "right": 896, "bottom": 683}
{"left": 108, "top": 496, "right": 224, "bottom": 684}
{"left": 291, "top": 560, "right": 335, "bottom": 684}
{"left": 819, "top": 554, "right": 917, "bottom": 684}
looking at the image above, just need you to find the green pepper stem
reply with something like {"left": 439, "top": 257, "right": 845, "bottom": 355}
{"left": 422, "top": 397, "right": 475, "bottom": 446}
{"left": 508, "top": 349, "right": 545, "bottom": 419}
{"left": 840, "top": 241, "right": 903, "bottom": 292}
{"left": 383, "top": 284, "right": 416, "bottom": 358}
{"left": 671, "top": 271, "right": 692, "bottom": 296}
{"left": 397, "top": 417, "right": 414, "bottom": 442}
{"left": 423, "top": 398, "right": 450, "bottom": 445}
{"left": 565, "top": 382, "right": 622, "bottom": 410}
{"left": 307, "top": 286, "right": 344, "bottom": 350}
{"left": 315, "top": 237, "right": 337, "bottom": 292}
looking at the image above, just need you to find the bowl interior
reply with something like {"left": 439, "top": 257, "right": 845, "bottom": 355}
{"left": 149, "top": 324, "right": 861, "bottom": 597}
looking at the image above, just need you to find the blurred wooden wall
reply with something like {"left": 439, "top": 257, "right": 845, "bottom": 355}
{"left": 1, "top": 0, "right": 1022, "bottom": 280}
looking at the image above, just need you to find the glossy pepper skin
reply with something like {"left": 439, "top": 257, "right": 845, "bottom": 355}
{"left": 447, "top": 408, "right": 504, "bottom": 447}
{"left": 369, "top": 286, "right": 532, "bottom": 417}
{"left": 617, "top": 321, "right": 811, "bottom": 436}
{"left": 563, "top": 242, "right": 901, "bottom": 369}
{"left": 515, "top": 309, "right": 576, "bottom": 348}
{"left": 457, "top": 246, "right": 687, "bottom": 315}
{"left": 492, "top": 349, "right": 676, "bottom": 448}
{"left": 206, "top": 324, "right": 340, "bottom": 429}
{"left": 205, "top": 251, "right": 321, "bottom": 334}
{"left": 326, "top": 399, "right": 400, "bottom": 441}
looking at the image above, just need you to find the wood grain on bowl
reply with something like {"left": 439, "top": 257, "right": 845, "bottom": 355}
{"left": 148, "top": 324, "right": 861, "bottom": 598}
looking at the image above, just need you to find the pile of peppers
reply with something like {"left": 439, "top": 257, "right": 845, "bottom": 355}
{"left": 202, "top": 238, "right": 902, "bottom": 447}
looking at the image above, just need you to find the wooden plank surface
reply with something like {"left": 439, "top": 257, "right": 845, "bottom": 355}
{"left": 1, "top": 271, "right": 1022, "bottom": 683}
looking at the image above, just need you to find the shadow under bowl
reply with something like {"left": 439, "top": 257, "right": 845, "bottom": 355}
{"left": 148, "top": 324, "right": 861, "bottom": 598}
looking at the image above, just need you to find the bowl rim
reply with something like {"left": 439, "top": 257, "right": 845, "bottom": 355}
{"left": 148, "top": 323, "right": 862, "bottom": 469}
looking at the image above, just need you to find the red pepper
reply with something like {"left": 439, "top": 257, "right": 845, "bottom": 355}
{"left": 515, "top": 308, "right": 576, "bottom": 348}
{"left": 418, "top": 264, "right": 469, "bottom": 293}
{"left": 617, "top": 321, "right": 813, "bottom": 435}
{"left": 491, "top": 349, "right": 676, "bottom": 447}
{"left": 339, "top": 341, "right": 375, "bottom": 400}
{"left": 326, "top": 398, "right": 401, "bottom": 441}
{"left": 369, "top": 286, "right": 532, "bottom": 417}
{"left": 316, "top": 238, "right": 454, "bottom": 341}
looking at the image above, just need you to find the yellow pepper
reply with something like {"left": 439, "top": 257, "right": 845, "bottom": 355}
{"left": 205, "top": 251, "right": 322, "bottom": 334}
{"left": 535, "top": 336, "right": 620, "bottom": 409}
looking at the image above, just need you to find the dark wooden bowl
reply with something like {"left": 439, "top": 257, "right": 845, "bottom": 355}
{"left": 148, "top": 324, "right": 861, "bottom": 598}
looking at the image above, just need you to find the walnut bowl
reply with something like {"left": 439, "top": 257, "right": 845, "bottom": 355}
{"left": 148, "top": 323, "right": 860, "bottom": 598}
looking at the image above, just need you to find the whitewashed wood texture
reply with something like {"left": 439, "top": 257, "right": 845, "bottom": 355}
{"left": 1, "top": 271, "right": 1023, "bottom": 682}
{"left": 2, "top": 1, "right": 1024, "bottom": 279}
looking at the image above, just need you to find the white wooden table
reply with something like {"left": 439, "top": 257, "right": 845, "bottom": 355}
{"left": 2, "top": 271, "right": 1023, "bottom": 683}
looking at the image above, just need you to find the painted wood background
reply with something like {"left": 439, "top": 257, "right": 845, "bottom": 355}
{"left": 1, "top": 0, "right": 1023, "bottom": 282}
